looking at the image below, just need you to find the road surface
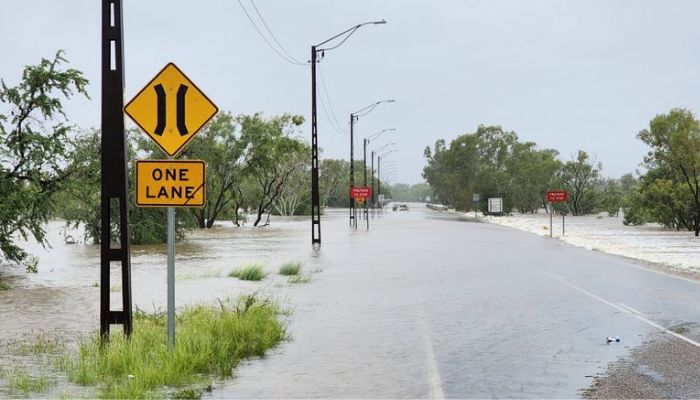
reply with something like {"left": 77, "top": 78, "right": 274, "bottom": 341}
{"left": 214, "top": 206, "right": 700, "bottom": 398}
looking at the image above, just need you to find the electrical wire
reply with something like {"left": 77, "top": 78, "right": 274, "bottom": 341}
{"left": 249, "top": 0, "right": 306, "bottom": 65}
{"left": 236, "top": 0, "right": 307, "bottom": 66}
{"left": 317, "top": 64, "right": 347, "bottom": 134}
{"left": 316, "top": 85, "right": 343, "bottom": 134}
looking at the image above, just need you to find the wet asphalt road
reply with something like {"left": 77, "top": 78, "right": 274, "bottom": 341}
{"left": 214, "top": 206, "right": 700, "bottom": 399}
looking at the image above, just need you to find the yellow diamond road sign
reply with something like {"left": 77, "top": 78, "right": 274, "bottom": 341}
{"left": 125, "top": 63, "right": 218, "bottom": 157}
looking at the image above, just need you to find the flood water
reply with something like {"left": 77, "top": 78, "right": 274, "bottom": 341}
{"left": 2, "top": 205, "right": 700, "bottom": 398}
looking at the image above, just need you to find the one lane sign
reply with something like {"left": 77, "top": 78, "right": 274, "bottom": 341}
{"left": 135, "top": 160, "right": 206, "bottom": 207}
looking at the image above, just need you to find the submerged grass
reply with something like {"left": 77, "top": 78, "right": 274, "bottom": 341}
{"left": 287, "top": 274, "right": 312, "bottom": 284}
{"left": 0, "top": 279, "right": 9, "bottom": 291}
{"left": 15, "top": 331, "right": 66, "bottom": 356}
{"left": 62, "top": 296, "right": 285, "bottom": 399}
{"left": 278, "top": 262, "right": 302, "bottom": 276}
{"left": 7, "top": 369, "right": 51, "bottom": 394}
{"left": 228, "top": 263, "right": 267, "bottom": 281}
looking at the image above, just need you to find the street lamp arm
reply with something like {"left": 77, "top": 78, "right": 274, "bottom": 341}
{"left": 316, "top": 20, "right": 386, "bottom": 50}
{"left": 353, "top": 99, "right": 395, "bottom": 117}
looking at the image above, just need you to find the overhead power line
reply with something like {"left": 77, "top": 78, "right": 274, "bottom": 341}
{"left": 236, "top": 0, "right": 306, "bottom": 66}
{"left": 249, "top": 0, "right": 305, "bottom": 65}
{"left": 317, "top": 64, "right": 347, "bottom": 134}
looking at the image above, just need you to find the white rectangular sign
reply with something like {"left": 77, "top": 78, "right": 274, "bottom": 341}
{"left": 488, "top": 197, "right": 503, "bottom": 214}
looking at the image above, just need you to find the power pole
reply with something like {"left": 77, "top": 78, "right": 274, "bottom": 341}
{"left": 363, "top": 138, "right": 368, "bottom": 224}
{"left": 371, "top": 150, "right": 375, "bottom": 216}
{"left": 349, "top": 113, "right": 356, "bottom": 227}
{"left": 310, "top": 46, "right": 321, "bottom": 244}
{"left": 100, "top": 0, "right": 132, "bottom": 338}
{"left": 377, "top": 155, "right": 381, "bottom": 214}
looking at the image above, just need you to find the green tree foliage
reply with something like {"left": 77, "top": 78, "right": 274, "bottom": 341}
{"left": 555, "top": 151, "right": 605, "bottom": 216}
{"left": 0, "top": 51, "right": 88, "bottom": 264}
{"left": 60, "top": 129, "right": 190, "bottom": 244}
{"left": 238, "top": 114, "right": 307, "bottom": 226}
{"left": 388, "top": 183, "right": 433, "bottom": 202}
{"left": 423, "top": 125, "right": 563, "bottom": 214}
{"left": 181, "top": 112, "right": 248, "bottom": 227}
{"left": 624, "top": 108, "right": 700, "bottom": 234}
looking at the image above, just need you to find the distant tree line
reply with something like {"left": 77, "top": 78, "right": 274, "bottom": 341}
{"left": 423, "top": 125, "right": 630, "bottom": 216}
{"left": 423, "top": 116, "right": 700, "bottom": 237}
{"left": 387, "top": 183, "right": 433, "bottom": 202}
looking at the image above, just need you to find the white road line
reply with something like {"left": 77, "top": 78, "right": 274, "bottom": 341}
{"left": 417, "top": 303, "right": 445, "bottom": 399}
{"left": 542, "top": 272, "right": 700, "bottom": 349}
{"left": 617, "top": 302, "right": 644, "bottom": 316}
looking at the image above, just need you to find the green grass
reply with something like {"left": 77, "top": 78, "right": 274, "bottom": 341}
{"left": 16, "top": 331, "right": 65, "bottom": 355}
{"left": 63, "top": 295, "right": 285, "bottom": 399}
{"left": 228, "top": 263, "right": 267, "bottom": 281}
{"left": 7, "top": 369, "right": 51, "bottom": 393}
{"left": 278, "top": 261, "right": 302, "bottom": 276}
{"left": 287, "top": 274, "right": 311, "bottom": 284}
{"left": 0, "top": 279, "right": 9, "bottom": 291}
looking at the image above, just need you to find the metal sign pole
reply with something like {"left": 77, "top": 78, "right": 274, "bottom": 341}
{"left": 549, "top": 202, "right": 553, "bottom": 238}
{"left": 167, "top": 206, "right": 175, "bottom": 347}
{"left": 562, "top": 213, "right": 565, "bottom": 236}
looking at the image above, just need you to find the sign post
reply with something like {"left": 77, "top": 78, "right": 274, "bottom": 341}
{"left": 125, "top": 63, "right": 217, "bottom": 348}
{"left": 350, "top": 187, "right": 372, "bottom": 230}
{"left": 472, "top": 193, "right": 480, "bottom": 218}
{"left": 546, "top": 190, "right": 568, "bottom": 238}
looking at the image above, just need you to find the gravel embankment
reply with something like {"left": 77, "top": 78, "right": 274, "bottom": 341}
{"left": 582, "top": 324, "right": 700, "bottom": 399}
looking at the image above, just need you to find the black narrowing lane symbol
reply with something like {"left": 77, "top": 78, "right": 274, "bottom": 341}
{"left": 153, "top": 84, "right": 189, "bottom": 136}
{"left": 154, "top": 84, "right": 166, "bottom": 136}
{"left": 177, "top": 85, "right": 189, "bottom": 136}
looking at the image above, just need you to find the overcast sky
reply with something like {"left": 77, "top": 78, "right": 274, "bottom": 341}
{"left": 2, "top": 0, "right": 700, "bottom": 184}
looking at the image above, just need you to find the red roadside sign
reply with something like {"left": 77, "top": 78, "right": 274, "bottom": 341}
{"left": 547, "top": 190, "right": 568, "bottom": 203}
{"left": 350, "top": 186, "right": 372, "bottom": 199}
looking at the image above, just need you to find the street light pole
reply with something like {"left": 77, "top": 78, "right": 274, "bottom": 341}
{"left": 310, "top": 46, "right": 321, "bottom": 244}
{"left": 371, "top": 150, "right": 375, "bottom": 216}
{"left": 349, "top": 102, "right": 394, "bottom": 227}
{"left": 310, "top": 20, "right": 386, "bottom": 244}
{"left": 349, "top": 113, "right": 357, "bottom": 227}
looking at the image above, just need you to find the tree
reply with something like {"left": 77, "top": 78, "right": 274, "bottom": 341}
{"left": 238, "top": 114, "right": 307, "bottom": 226}
{"left": 636, "top": 108, "right": 700, "bottom": 235}
{"left": 556, "top": 151, "right": 604, "bottom": 216}
{"left": 0, "top": 51, "right": 88, "bottom": 265}
{"left": 181, "top": 112, "right": 249, "bottom": 228}
{"left": 506, "top": 143, "right": 561, "bottom": 213}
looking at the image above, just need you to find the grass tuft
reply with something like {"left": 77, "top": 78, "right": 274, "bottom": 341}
{"left": 63, "top": 296, "right": 285, "bottom": 399}
{"left": 278, "top": 261, "right": 302, "bottom": 276}
{"left": 7, "top": 369, "right": 51, "bottom": 393}
{"left": 228, "top": 263, "right": 267, "bottom": 281}
{"left": 287, "top": 274, "right": 312, "bottom": 284}
{"left": 0, "top": 279, "right": 10, "bottom": 291}
{"left": 16, "top": 331, "right": 65, "bottom": 355}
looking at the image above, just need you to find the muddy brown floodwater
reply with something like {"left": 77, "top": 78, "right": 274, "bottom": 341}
{"left": 2, "top": 204, "right": 700, "bottom": 398}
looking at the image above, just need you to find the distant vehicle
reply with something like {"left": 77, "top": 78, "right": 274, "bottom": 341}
{"left": 392, "top": 204, "right": 398, "bottom": 211}
{"left": 398, "top": 204, "right": 409, "bottom": 211}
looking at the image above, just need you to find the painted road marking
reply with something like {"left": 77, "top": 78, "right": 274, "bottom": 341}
{"left": 416, "top": 302, "right": 445, "bottom": 399}
{"left": 543, "top": 272, "right": 700, "bottom": 349}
